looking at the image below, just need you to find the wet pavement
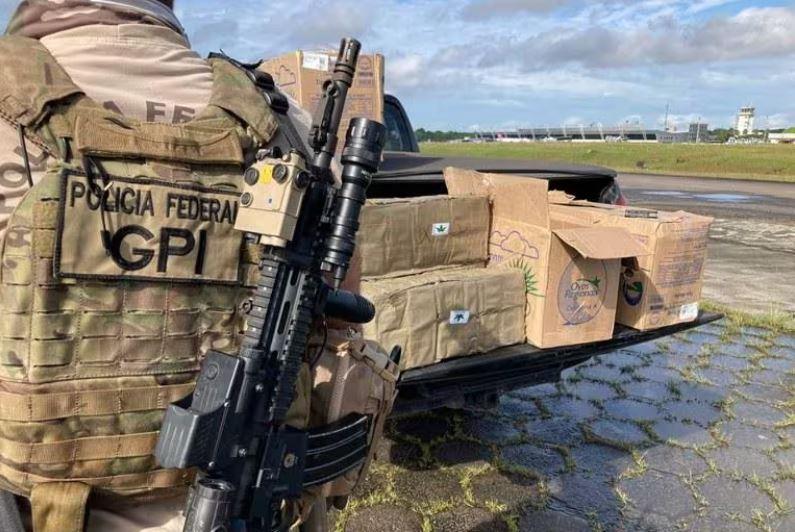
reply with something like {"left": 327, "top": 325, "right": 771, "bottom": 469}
{"left": 332, "top": 318, "right": 795, "bottom": 531}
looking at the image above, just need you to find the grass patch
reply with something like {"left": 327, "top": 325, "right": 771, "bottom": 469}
{"left": 702, "top": 301, "right": 795, "bottom": 336}
{"left": 421, "top": 142, "right": 795, "bottom": 183}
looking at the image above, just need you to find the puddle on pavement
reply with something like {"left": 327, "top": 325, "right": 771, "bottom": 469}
{"left": 641, "top": 190, "right": 757, "bottom": 203}
{"left": 693, "top": 193, "right": 754, "bottom": 203}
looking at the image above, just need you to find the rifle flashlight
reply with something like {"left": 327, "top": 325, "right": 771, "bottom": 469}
{"left": 322, "top": 118, "right": 387, "bottom": 288}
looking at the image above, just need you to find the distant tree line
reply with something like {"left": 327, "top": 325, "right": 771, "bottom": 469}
{"left": 414, "top": 129, "right": 470, "bottom": 143}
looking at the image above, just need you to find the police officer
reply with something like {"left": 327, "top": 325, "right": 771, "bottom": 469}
{"left": 0, "top": 1, "right": 326, "bottom": 531}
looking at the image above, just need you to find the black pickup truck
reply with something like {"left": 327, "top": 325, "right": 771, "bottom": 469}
{"left": 372, "top": 95, "right": 721, "bottom": 414}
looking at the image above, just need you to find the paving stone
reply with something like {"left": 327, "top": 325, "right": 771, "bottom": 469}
{"left": 541, "top": 396, "right": 600, "bottom": 422}
{"left": 569, "top": 380, "right": 618, "bottom": 403}
{"left": 720, "top": 342, "right": 757, "bottom": 358}
{"left": 623, "top": 341, "right": 664, "bottom": 356}
{"left": 698, "top": 367, "right": 742, "bottom": 387}
{"left": 431, "top": 506, "right": 507, "bottom": 532}
{"left": 623, "top": 379, "right": 671, "bottom": 403}
{"left": 739, "top": 326, "right": 771, "bottom": 340}
{"left": 750, "top": 368, "right": 787, "bottom": 386}
{"left": 651, "top": 415, "right": 705, "bottom": 440}
{"left": 499, "top": 394, "right": 543, "bottom": 419}
{"left": 774, "top": 513, "right": 795, "bottom": 532}
{"left": 774, "top": 335, "right": 795, "bottom": 349}
{"left": 393, "top": 468, "right": 463, "bottom": 503}
{"left": 773, "top": 479, "right": 795, "bottom": 509}
{"left": 501, "top": 443, "right": 568, "bottom": 477}
{"left": 711, "top": 354, "right": 753, "bottom": 372}
{"left": 524, "top": 416, "right": 584, "bottom": 447}
{"left": 685, "top": 331, "right": 721, "bottom": 347}
{"left": 662, "top": 398, "right": 722, "bottom": 427}
{"left": 699, "top": 475, "right": 775, "bottom": 515}
{"left": 644, "top": 445, "right": 709, "bottom": 477}
{"left": 620, "top": 471, "right": 696, "bottom": 523}
{"left": 578, "top": 362, "right": 633, "bottom": 383}
{"left": 519, "top": 508, "right": 591, "bottom": 532}
{"left": 732, "top": 400, "right": 789, "bottom": 428}
{"left": 470, "top": 470, "right": 545, "bottom": 512}
{"left": 759, "top": 356, "right": 793, "bottom": 372}
{"left": 434, "top": 439, "right": 492, "bottom": 469}
{"left": 603, "top": 398, "right": 660, "bottom": 422}
{"left": 706, "top": 446, "right": 779, "bottom": 478}
{"left": 667, "top": 340, "right": 704, "bottom": 358}
{"left": 547, "top": 475, "right": 623, "bottom": 528}
{"left": 352, "top": 465, "right": 391, "bottom": 499}
{"left": 601, "top": 351, "right": 648, "bottom": 369}
{"left": 588, "top": 419, "right": 649, "bottom": 448}
{"left": 344, "top": 504, "right": 423, "bottom": 532}
{"left": 684, "top": 512, "right": 758, "bottom": 532}
{"left": 572, "top": 446, "right": 630, "bottom": 482}
{"left": 720, "top": 421, "right": 781, "bottom": 451}
{"left": 633, "top": 363, "right": 681, "bottom": 385}
{"left": 666, "top": 355, "right": 693, "bottom": 371}
{"left": 459, "top": 413, "right": 523, "bottom": 446}
{"left": 733, "top": 382, "right": 791, "bottom": 404}
{"left": 769, "top": 445, "right": 795, "bottom": 468}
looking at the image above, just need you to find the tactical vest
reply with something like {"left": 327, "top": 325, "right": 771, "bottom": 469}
{"left": 0, "top": 35, "right": 283, "bottom": 530}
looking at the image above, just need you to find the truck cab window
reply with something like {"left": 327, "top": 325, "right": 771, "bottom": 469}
{"left": 384, "top": 99, "right": 412, "bottom": 152}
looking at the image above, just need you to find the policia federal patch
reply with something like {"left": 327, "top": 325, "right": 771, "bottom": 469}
{"left": 55, "top": 171, "right": 245, "bottom": 284}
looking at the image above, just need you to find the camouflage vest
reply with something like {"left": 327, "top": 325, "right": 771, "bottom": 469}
{"left": 0, "top": 35, "right": 279, "bottom": 530}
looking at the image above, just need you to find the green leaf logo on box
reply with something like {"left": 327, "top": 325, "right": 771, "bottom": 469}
{"left": 557, "top": 259, "right": 608, "bottom": 325}
{"left": 432, "top": 223, "right": 451, "bottom": 236}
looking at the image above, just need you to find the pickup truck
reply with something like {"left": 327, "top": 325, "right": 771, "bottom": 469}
{"left": 373, "top": 95, "right": 721, "bottom": 414}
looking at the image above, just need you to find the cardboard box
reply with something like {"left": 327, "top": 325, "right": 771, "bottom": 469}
{"left": 259, "top": 50, "right": 384, "bottom": 144}
{"left": 444, "top": 168, "right": 648, "bottom": 348}
{"left": 361, "top": 268, "right": 526, "bottom": 370}
{"left": 356, "top": 195, "right": 490, "bottom": 279}
{"left": 546, "top": 200, "right": 713, "bottom": 330}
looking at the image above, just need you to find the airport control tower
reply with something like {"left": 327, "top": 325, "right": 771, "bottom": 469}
{"left": 735, "top": 106, "right": 755, "bottom": 135}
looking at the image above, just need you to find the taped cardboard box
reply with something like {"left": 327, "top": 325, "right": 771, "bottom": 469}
{"left": 547, "top": 200, "right": 712, "bottom": 330}
{"left": 356, "top": 195, "right": 490, "bottom": 279}
{"left": 259, "top": 50, "right": 384, "bottom": 146}
{"left": 361, "top": 268, "right": 526, "bottom": 370}
{"left": 444, "top": 168, "right": 648, "bottom": 349}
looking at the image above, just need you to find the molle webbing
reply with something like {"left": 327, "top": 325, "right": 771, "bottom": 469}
{"left": 0, "top": 432, "right": 159, "bottom": 464}
{"left": 0, "top": 383, "right": 195, "bottom": 422}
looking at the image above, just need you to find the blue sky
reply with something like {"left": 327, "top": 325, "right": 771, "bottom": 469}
{"left": 2, "top": 0, "right": 794, "bottom": 131}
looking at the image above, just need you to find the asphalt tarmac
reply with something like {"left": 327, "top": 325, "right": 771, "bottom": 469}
{"left": 617, "top": 174, "right": 795, "bottom": 314}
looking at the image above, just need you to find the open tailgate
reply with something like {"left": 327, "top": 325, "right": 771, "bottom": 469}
{"left": 394, "top": 311, "right": 722, "bottom": 415}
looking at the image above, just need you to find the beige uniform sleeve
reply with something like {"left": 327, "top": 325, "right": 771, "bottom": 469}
{"left": 0, "top": 122, "right": 49, "bottom": 245}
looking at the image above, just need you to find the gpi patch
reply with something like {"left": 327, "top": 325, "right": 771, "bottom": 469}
{"left": 55, "top": 171, "right": 245, "bottom": 284}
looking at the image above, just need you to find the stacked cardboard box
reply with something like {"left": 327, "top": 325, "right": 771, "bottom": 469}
{"left": 444, "top": 168, "right": 649, "bottom": 348}
{"left": 357, "top": 195, "right": 526, "bottom": 370}
{"left": 546, "top": 199, "right": 713, "bottom": 330}
{"left": 259, "top": 50, "right": 384, "bottom": 147}
{"left": 356, "top": 196, "right": 490, "bottom": 279}
{"left": 361, "top": 268, "right": 526, "bottom": 370}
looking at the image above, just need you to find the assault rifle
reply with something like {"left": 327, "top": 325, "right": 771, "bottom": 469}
{"left": 154, "top": 38, "right": 387, "bottom": 532}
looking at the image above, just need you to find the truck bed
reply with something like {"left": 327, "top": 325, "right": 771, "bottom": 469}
{"left": 394, "top": 311, "right": 722, "bottom": 414}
